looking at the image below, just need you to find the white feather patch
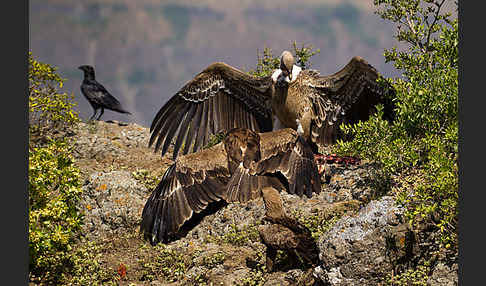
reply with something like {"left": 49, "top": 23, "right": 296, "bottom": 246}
{"left": 271, "top": 69, "right": 283, "bottom": 83}
{"left": 296, "top": 119, "right": 304, "bottom": 136}
{"left": 291, "top": 65, "right": 302, "bottom": 82}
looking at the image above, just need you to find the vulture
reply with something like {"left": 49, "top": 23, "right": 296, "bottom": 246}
{"left": 149, "top": 50, "right": 394, "bottom": 160}
{"left": 78, "top": 65, "right": 131, "bottom": 120}
{"left": 140, "top": 127, "right": 321, "bottom": 244}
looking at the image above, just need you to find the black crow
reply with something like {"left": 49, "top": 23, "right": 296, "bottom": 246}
{"left": 78, "top": 65, "right": 131, "bottom": 120}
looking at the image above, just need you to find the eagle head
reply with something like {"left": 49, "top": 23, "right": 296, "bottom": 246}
{"left": 224, "top": 128, "right": 261, "bottom": 169}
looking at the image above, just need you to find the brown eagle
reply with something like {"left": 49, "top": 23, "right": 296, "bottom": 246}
{"left": 140, "top": 127, "right": 321, "bottom": 244}
{"left": 148, "top": 50, "right": 394, "bottom": 160}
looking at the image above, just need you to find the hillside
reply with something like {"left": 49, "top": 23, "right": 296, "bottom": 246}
{"left": 29, "top": 1, "right": 459, "bottom": 284}
{"left": 37, "top": 120, "right": 458, "bottom": 285}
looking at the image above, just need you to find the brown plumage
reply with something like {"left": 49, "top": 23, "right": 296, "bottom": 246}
{"left": 272, "top": 53, "right": 395, "bottom": 147}
{"left": 140, "top": 128, "right": 321, "bottom": 244}
{"left": 149, "top": 51, "right": 394, "bottom": 160}
{"left": 149, "top": 63, "right": 274, "bottom": 160}
{"left": 258, "top": 222, "right": 320, "bottom": 271}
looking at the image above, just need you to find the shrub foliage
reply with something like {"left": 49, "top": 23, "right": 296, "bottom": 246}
{"left": 28, "top": 53, "right": 84, "bottom": 283}
{"left": 248, "top": 41, "right": 320, "bottom": 77}
{"left": 334, "top": 0, "right": 458, "bottom": 248}
{"left": 29, "top": 52, "right": 78, "bottom": 135}
{"left": 29, "top": 139, "right": 83, "bottom": 283}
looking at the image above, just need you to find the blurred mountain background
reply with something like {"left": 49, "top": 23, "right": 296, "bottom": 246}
{"left": 30, "top": 0, "right": 407, "bottom": 127}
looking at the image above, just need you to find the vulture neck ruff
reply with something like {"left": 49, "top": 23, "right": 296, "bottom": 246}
{"left": 271, "top": 65, "right": 302, "bottom": 84}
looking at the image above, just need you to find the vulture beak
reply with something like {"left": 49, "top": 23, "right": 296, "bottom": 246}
{"left": 280, "top": 50, "right": 295, "bottom": 83}
{"left": 284, "top": 71, "right": 292, "bottom": 83}
{"left": 282, "top": 66, "right": 292, "bottom": 83}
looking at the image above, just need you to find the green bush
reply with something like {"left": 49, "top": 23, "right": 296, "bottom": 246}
{"left": 386, "top": 260, "right": 431, "bottom": 285}
{"left": 248, "top": 41, "right": 320, "bottom": 77}
{"left": 28, "top": 53, "right": 86, "bottom": 284}
{"left": 60, "top": 240, "right": 118, "bottom": 285}
{"left": 205, "top": 222, "right": 261, "bottom": 246}
{"left": 29, "top": 51, "right": 79, "bottom": 135}
{"left": 29, "top": 139, "right": 83, "bottom": 284}
{"left": 334, "top": 0, "right": 458, "bottom": 248}
{"left": 140, "top": 244, "right": 191, "bottom": 282}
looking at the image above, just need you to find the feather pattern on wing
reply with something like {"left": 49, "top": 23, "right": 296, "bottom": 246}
{"left": 149, "top": 62, "right": 274, "bottom": 160}
{"left": 224, "top": 128, "right": 321, "bottom": 203}
{"left": 256, "top": 129, "right": 321, "bottom": 198}
{"left": 141, "top": 128, "right": 322, "bottom": 245}
{"left": 301, "top": 56, "right": 393, "bottom": 145}
{"left": 140, "top": 143, "right": 230, "bottom": 244}
{"left": 272, "top": 54, "right": 394, "bottom": 146}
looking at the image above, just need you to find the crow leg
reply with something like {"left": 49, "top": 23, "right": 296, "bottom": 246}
{"left": 89, "top": 108, "right": 98, "bottom": 121}
{"left": 96, "top": 107, "right": 104, "bottom": 120}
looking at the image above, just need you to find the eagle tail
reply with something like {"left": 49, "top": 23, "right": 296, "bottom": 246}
{"left": 226, "top": 164, "right": 260, "bottom": 203}
{"left": 288, "top": 137, "right": 321, "bottom": 198}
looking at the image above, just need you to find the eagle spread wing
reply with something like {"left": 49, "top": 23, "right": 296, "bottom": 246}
{"left": 140, "top": 143, "right": 231, "bottom": 244}
{"left": 140, "top": 128, "right": 321, "bottom": 244}
{"left": 226, "top": 128, "right": 321, "bottom": 202}
{"left": 149, "top": 62, "right": 274, "bottom": 160}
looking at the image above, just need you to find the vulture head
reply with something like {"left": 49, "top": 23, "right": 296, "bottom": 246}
{"left": 279, "top": 50, "right": 295, "bottom": 82}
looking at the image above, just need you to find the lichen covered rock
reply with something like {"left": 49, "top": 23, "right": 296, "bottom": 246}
{"left": 313, "top": 196, "right": 416, "bottom": 285}
{"left": 80, "top": 170, "right": 150, "bottom": 239}
{"left": 64, "top": 121, "right": 457, "bottom": 285}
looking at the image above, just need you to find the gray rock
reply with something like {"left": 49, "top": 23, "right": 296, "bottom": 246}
{"left": 428, "top": 262, "right": 458, "bottom": 286}
{"left": 66, "top": 121, "right": 457, "bottom": 285}
{"left": 313, "top": 196, "right": 414, "bottom": 285}
{"left": 185, "top": 199, "right": 266, "bottom": 243}
{"left": 80, "top": 170, "right": 150, "bottom": 239}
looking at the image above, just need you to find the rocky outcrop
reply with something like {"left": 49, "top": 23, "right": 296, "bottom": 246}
{"left": 69, "top": 120, "right": 457, "bottom": 285}
{"left": 428, "top": 262, "right": 459, "bottom": 286}
{"left": 313, "top": 196, "right": 414, "bottom": 285}
{"left": 80, "top": 170, "right": 150, "bottom": 239}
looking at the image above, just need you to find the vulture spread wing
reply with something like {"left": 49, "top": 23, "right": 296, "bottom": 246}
{"left": 149, "top": 62, "right": 274, "bottom": 160}
{"left": 299, "top": 56, "right": 395, "bottom": 145}
{"left": 141, "top": 128, "right": 322, "bottom": 244}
